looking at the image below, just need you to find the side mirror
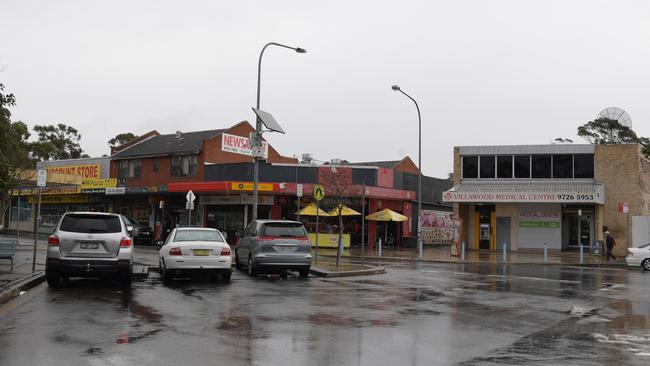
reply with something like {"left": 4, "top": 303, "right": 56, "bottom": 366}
{"left": 222, "top": 232, "right": 228, "bottom": 240}
{"left": 155, "top": 240, "right": 164, "bottom": 250}
{"left": 131, "top": 228, "right": 139, "bottom": 237}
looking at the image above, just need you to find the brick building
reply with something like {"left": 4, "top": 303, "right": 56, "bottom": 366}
{"left": 109, "top": 121, "right": 452, "bottom": 246}
{"left": 443, "top": 144, "right": 650, "bottom": 256}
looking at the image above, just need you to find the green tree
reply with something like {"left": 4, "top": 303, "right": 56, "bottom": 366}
{"left": 577, "top": 117, "right": 650, "bottom": 159}
{"left": 0, "top": 83, "right": 33, "bottom": 221}
{"left": 31, "top": 123, "right": 85, "bottom": 160}
{"left": 108, "top": 132, "right": 138, "bottom": 148}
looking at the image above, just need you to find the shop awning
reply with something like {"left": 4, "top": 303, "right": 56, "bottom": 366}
{"left": 442, "top": 182, "right": 605, "bottom": 204}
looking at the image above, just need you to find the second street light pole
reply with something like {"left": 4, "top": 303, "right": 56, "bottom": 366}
{"left": 391, "top": 85, "right": 423, "bottom": 259}
{"left": 252, "top": 42, "right": 306, "bottom": 221}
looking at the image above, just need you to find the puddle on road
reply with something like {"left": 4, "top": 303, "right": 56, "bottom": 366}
{"left": 593, "top": 333, "right": 650, "bottom": 357}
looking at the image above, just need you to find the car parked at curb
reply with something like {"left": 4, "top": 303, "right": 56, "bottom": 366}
{"left": 234, "top": 220, "right": 311, "bottom": 278}
{"left": 122, "top": 216, "right": 154, "bottom": 245}
{"left": 626, "top": 243, "right": 650, "bottom": 270}
{"left": 158, "top": 227, "right": 232, "bottom": 282}
{"left": 46, "top": 212, "right": 134, "bottom": 287}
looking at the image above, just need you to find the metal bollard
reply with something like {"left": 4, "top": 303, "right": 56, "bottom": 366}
{"left": 378, "top": 237, "right": 382, "bottom": 257}
{"left": 418, "top": 239, "right": 423, "bottom": 259}
{"left": 544, "top": 243, "right": 548, "bottom": 263}
{"left": 461, "top": 241, "right": 465, "bottom": 261}
{"left": 502, "top": 243, "right": 507, "bottom": 262}
{"left": 579, "top": 244, "right": 584, "bottom": 264}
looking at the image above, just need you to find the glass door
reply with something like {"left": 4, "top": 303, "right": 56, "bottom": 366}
{"left": 566, "top": 214, "right": 591, "bottom": 248}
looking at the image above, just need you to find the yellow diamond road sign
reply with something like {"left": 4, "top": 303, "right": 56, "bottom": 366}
{"left": 312, "top": 184, "right": 325, "bottom": 201}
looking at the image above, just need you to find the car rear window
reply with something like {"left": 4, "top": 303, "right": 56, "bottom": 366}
{"left": 174, "top": 230, "right": 224, "bottom": 242}
{"left": 59, "top": 214, "right": 122, "bottom": 234}
{"left": 639, "top": 243, "right": 650, "bottom": 248}
{"left": 261, "top": 223, "right": 307, "bottom": 237}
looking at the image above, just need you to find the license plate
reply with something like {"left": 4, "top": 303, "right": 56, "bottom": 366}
{"left": 192, "top": 249, "right": 210, "bottom": 256}
{"left": 275, "top": 246, "right": 296, "bottom": 253}
{"left": 80, "top": 242, "right": 99, "bottom": 249}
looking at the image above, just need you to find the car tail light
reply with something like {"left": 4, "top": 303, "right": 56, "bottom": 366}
{"left": 48, "top": 235, "right": 59, "bottom": 246}
{"left": 257, "top": 236, "right": 276, "bottom": 242}
{"left": 296, "top": 236, "right": 310, "bottom": 243}
{"left": 169, "top": 247, "right": 182, "bottom": 256}
{"left": 220, "top": 247, "right": 231, "bottom": 256}
{"left": 120, "top": 237, "right": 132, "bottom": 248}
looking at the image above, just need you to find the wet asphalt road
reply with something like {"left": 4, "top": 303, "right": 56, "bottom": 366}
{"left": 0, "top": 262, "right": 649, "bottom": 366}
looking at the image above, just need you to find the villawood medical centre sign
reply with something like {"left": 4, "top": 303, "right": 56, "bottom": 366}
{"left": 443, "top": 189, "right": 604, "bottom": 204}
{"left": 221, "top": 133, "right": 268, "bottom": 158}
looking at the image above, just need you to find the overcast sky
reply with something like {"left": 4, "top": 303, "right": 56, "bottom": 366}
{"left": 2, "top": 0, "right": 650, "bottom": 178}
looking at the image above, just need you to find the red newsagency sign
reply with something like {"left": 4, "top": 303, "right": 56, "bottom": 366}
{"left": 619, "top": 202, "right": 629, "bottom": 213}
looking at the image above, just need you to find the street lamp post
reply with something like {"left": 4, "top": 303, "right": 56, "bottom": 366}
{"left": 391, "top": 85, "right": 423, "bottom": 258}
{"left": 252, "top": 42, "right": 306, "bottom": 221}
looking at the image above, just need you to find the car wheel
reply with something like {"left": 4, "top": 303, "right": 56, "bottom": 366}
{"left": 235, "top": 250, "right": 242, "bottom": 270}
{"left": 247, "top": 256, "right": 257, "bottom": 277}
{"left": 161, "top": 260, "right": 172, "bottom": 283}
{"left": 222, "top": 271, "right": 232, "bottom": 282}
{"left": 120, "top": 272, "right": 132, "bottom": 287}
{"left": 298, "top": 269, "right": 310, "bottom": 279}
{"left": 642, "top": 259, "right": 650, "bottom": 271}
{"left": 46, "top": 271, "right": 60, "bottom": 287}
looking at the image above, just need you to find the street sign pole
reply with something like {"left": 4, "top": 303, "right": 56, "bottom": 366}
{"left": 32, "top": 188, "right": 42, "bottom": 272}
{"left": 186, "top": 190, "right": 196, "bottom": 227}
{"left": 33, "top": 169, "right": 47, "bottom": 272}
{"left": 361, "top": 183, "right": 365, "bottom": 267}
{"left": 315, "top": 202, "right": 319, "bottom": 263}
{"left": 312, "top": 184, "right": 325, "bottom": 264}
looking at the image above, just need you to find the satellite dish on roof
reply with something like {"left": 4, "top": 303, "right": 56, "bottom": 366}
{"left": 598, "top": 107, "right": 632, "bottom": 129}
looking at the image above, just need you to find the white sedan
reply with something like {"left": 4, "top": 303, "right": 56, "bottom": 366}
{"left": 159, "top": 227, "right": 232, "bottom": 282}
{"left": 626, "top": 243, "right": 650, "bottom": 271}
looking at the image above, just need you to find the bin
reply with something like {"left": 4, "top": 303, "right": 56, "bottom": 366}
{"left": 591, "top": 240, "right": 604, "bottom": 256}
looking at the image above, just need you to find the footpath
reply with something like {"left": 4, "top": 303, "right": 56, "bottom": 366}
{"left": 316, "top": 245, "right": 629, "bottom": 267}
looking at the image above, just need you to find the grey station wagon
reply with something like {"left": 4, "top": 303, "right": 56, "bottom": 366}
{"left": 234, "top": 220, "right": 312, "bottom": 278}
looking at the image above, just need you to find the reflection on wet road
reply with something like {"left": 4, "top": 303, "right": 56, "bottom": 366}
{"left": 0, "top": 263, "right": 649, "bottom": 365}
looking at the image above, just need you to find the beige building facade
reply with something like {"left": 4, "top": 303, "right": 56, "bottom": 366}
{"left": 444, "top": 144, "right": 650, "bottom": 256}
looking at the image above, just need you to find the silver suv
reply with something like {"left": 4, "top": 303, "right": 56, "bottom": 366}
{"left": 234, "top": 220, "right": 312, "bottom": 278}
{"left": 46, "top": 212, "right": 134, "bottom": 286}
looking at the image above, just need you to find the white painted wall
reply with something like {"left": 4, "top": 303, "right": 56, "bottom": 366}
{"left": 632, "top": 216, "right": 650, "bottom": 247}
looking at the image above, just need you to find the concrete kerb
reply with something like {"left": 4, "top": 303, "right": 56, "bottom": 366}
{"left": 310, "top": 265, "right": 386, "bottom": 278}
{"left": 319, "top": 253, "right": 629, "bottom": 268}
{"left": 0, "top": 271, "right": 46, "bottom": 306}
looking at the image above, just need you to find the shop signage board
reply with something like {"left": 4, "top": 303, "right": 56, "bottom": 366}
{"left": 12, "top": 186, "right": 80, "bottom": 196}
{"left": 518, "top": 208, "right": 561, "bottom": 229}
{"left": 81, "top": 178, "right": 117, "bottom": 189}
{"left": 45, "top": 164, "right": 101, "bottom": 179}
{"left": 199, "top": 195, "right": 274, "bottom": 205}
{"left": 221, "top": 132, "right": 268, "bottom": 158}
{"left": 443, "top": 190, "right": 604, "bottom": 204}
{"left": 230, "top": 182, "right": 273, "bottom": 191}
{"left": 105, "top": 187, "right": 126, "bottom": 195}
{"left": 28, "top": 194, "right": 90, "bottom": 204}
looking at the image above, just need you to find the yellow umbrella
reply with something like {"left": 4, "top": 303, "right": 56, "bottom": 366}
{"left": 365, "top": 208, "right": 408, "bottom": 222}
{"left": 327, "top": 204, "right": 362, "bottom": 216}
{"left": 296, "top": 203, "right": 331, "bottom": 216}
{"left": 365, "top": 208, "right": 408, "bottom": 247}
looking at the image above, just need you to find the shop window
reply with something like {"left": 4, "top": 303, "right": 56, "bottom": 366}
{"left": 462, "top": 156, "right": 478, "bottom": 179}
{"left": 497, "top": 156, "right": 513, "bottom": 178}
{"left": 514, "top": 155, "right": 530, "bottom": 178}
{"left": 531, "top": 155, "right": 551, "bottom": 178}
{"left": 152, "top": 159, "right": 159, "bottom": 174}
{"left": 479, "top": 156, "right": 495, "bottom": 178}
{"left": 117, "top": 160, "right": 129, "bottom": 179}
{"left": 552, "top": 155, "right": 573, "bottom": 178}
{"left": 574, "top": 154, "right": 594, "bottom": 178}
{"left": 171, "top": 155, "right": 197, "bottom": 176}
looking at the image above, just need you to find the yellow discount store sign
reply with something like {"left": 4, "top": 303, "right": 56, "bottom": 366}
{"left": 46, "top": 164, "right": 101, "bottom": 179}
{"left": 230, "top": 182, "right": 273, "bottom": 191}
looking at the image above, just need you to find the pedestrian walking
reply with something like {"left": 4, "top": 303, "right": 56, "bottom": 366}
{"left": 605, "top": 231, "right": 617, "bottom": 261}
